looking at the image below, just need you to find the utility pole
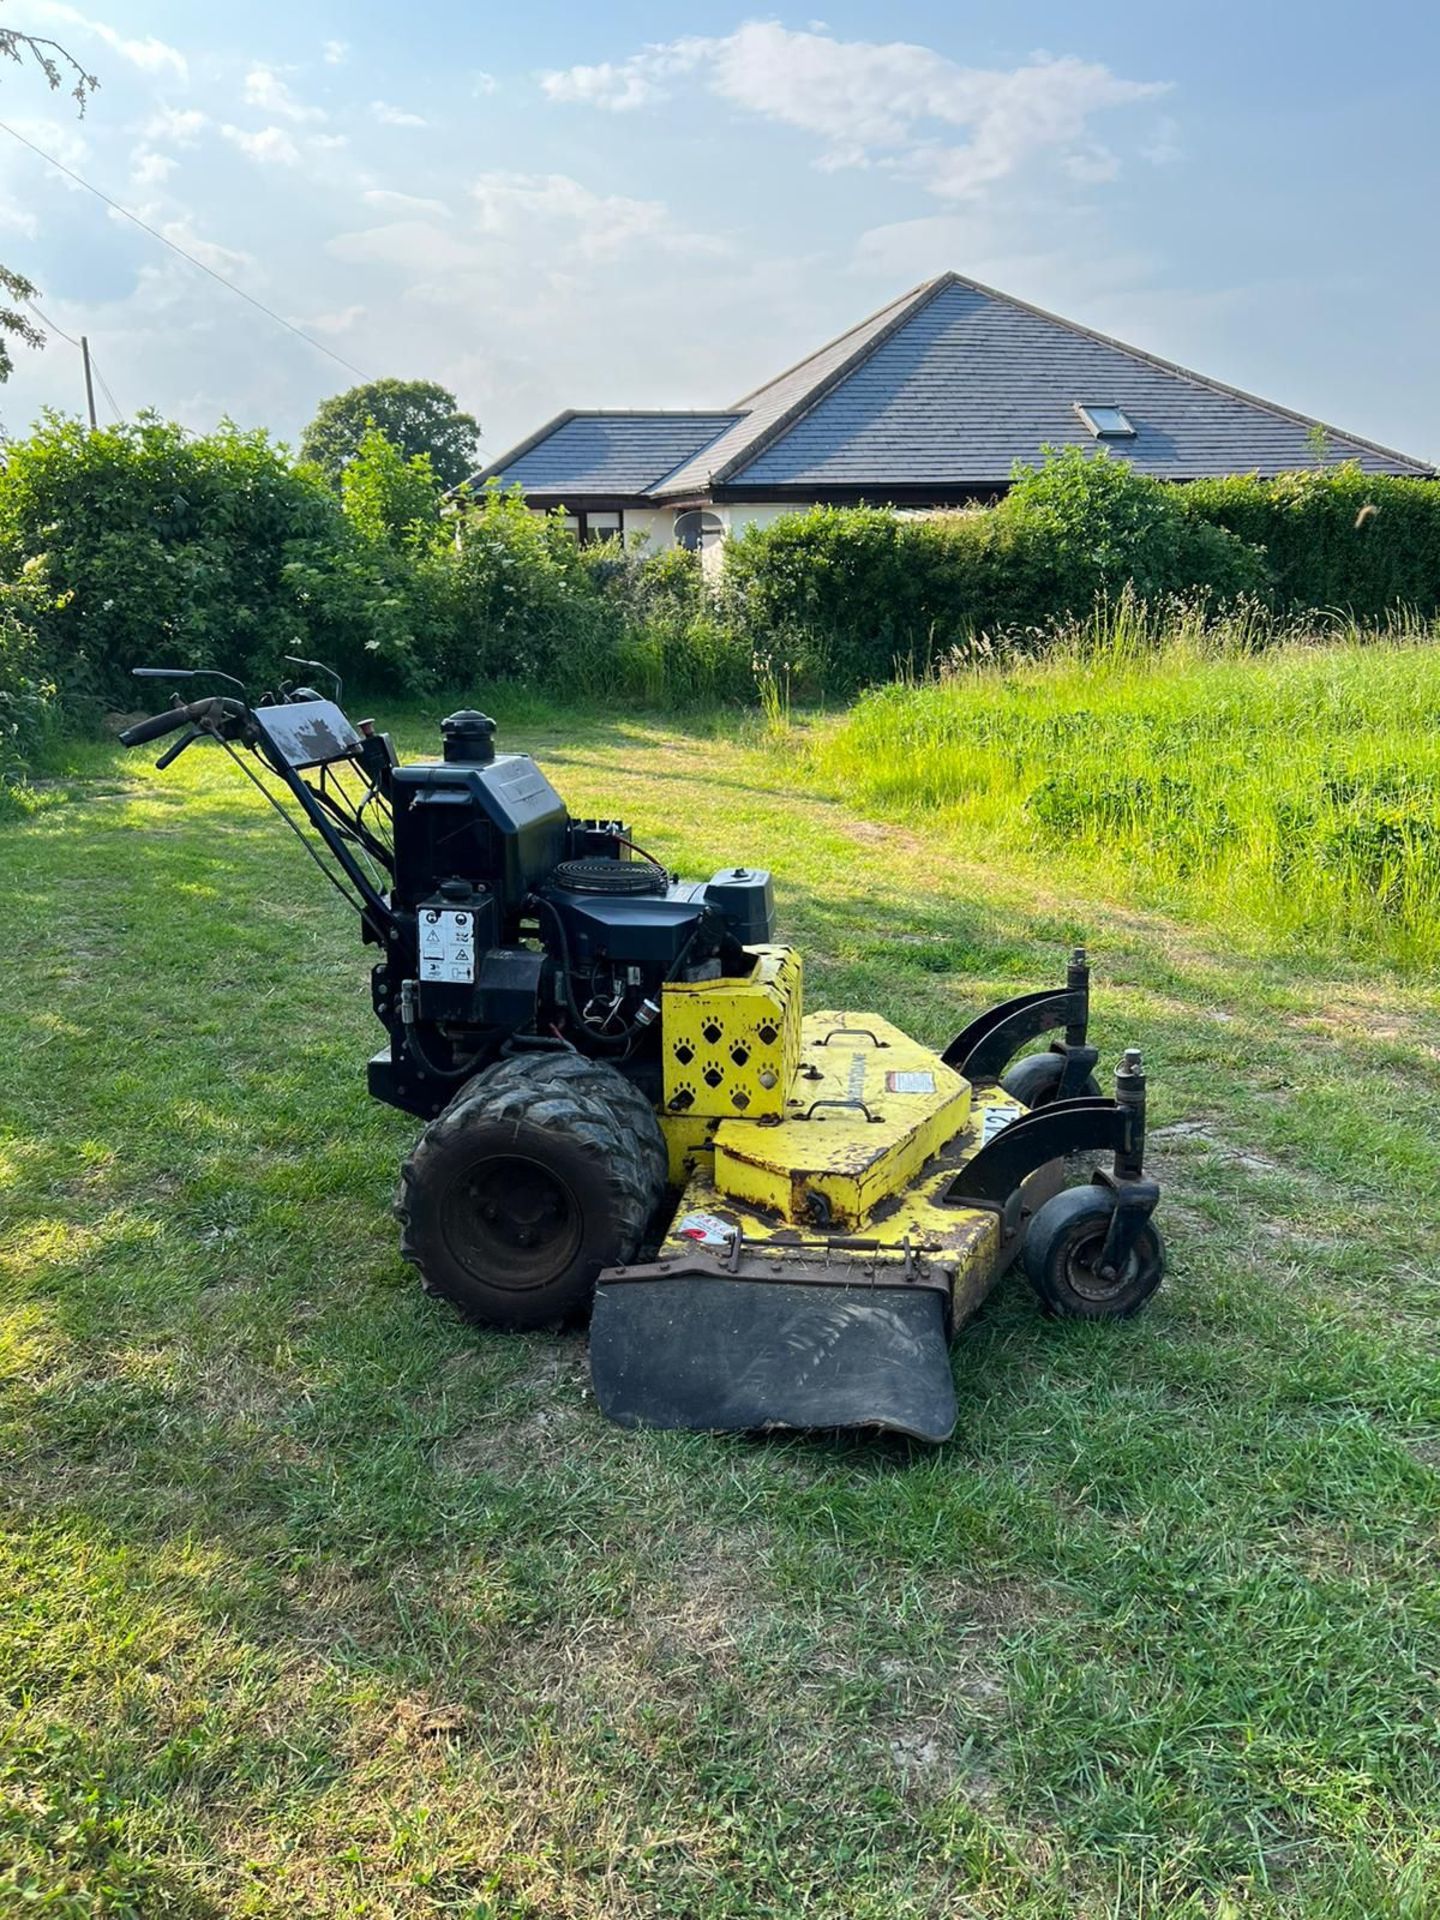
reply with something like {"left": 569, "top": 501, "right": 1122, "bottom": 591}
{"left": 80, "top": 334, "right": 97, "bottom": 430}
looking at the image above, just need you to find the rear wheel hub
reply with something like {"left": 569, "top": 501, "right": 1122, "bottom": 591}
{"left": 443, "top": 1154, "right": 583, "bottom": 1290}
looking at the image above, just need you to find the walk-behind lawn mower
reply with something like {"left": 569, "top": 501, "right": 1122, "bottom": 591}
{"left": 120, "top": 666, "right": 1166, "bottom": 1442}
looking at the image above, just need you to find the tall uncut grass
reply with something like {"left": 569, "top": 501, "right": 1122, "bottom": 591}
{"left": 811, "top": 607, "right": 1440, "bottom": 972}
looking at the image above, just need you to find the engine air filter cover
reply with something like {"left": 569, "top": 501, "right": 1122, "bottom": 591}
{"left": 551, "top": 856, "right": 667, "bottom": 897}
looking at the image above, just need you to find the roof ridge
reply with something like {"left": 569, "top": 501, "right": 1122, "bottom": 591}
{"left": 648, "top": 414, "right": 752, "bottom": 494}
{"left": 654, "top": 275, "right": 955, "bottom": 498}
{"left": 549, "top": 408, "right": 741, "bottom": 420}
{"left": 937, "top": 271, "right": 1432, "bottom": 475}
{"left": 728, "top": 274, "right": 946, "bottom": 411}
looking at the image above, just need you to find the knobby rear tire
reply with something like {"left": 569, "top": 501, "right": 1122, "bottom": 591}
{"left": 396, "top": 1052, "right": 668, "bottom": 1330}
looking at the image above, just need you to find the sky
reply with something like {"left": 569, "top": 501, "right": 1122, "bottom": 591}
{"left": 1, "top": 1, "right": 1438, "bottom": 465}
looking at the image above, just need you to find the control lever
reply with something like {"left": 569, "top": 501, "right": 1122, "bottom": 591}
{"left": 154, "top": 726, "right": 201, "bottom": 771}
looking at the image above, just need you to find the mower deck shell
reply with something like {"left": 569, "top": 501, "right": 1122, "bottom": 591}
{"left": 590, "top": 1012, "right": 1042, "bottom": 1440}
{"left": 710, "top": 1010, "right": 972, "bottom": 1231}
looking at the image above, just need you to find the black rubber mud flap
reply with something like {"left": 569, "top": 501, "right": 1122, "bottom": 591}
{"left": 589, "top": 1277, "right": 957, "bottom": 1443}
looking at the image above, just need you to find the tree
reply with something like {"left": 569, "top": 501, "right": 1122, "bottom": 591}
{"left": 0, "top": 21, "right": 98, "bottom": 392}
{"left": 301, "top": 379, "right": 480, "bottom": 491}
{"left": 0, "top": 264, "right": 43, "bottom": 384}
{"left": 340, "top": 427, "right": 442, "bottom": 546}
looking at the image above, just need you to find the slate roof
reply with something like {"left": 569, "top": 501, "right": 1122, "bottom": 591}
{"left": 472, "top": 411, "right": 739, "bottom": 497}
{"left": 655, "top": 279, "right": 931, "bottom": 498}
{"left": 474, "top": 274, "right": 1433, "bottom": 499}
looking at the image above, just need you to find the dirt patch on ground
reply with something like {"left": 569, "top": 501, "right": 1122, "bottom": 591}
{"left": 430, "top": 1334, "right": 593, "bottom": 1480}
{"left": 841, "top": 817, "right": 929, "bottom": 857}
{"left": 1149, "top": 1120, "right": 1282, "bottom": 1178}
{"left": 1288, "top": 988, "right": 1440, "bottom": 1051}
{"left": 478, "top": 1522, "right": 774, "bottom": 1745}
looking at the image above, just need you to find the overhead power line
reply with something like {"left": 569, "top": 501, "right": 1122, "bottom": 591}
{"left": 0, "top": 116, "right": 369, "bottom": 381}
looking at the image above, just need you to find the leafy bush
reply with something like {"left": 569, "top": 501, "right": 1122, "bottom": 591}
{"left": 436, "top": 484, "right": 624, "bottom": 688}
{"left": 997, "top": 446, "right": 1269, "bottom": 615}
{"left": 1181, "top": 464, "right": 1440, "bottom": 616}
{"left": 0, "top": 413, "right": 417, "bottom": 702}
{"left": 339, "top": 427, "right": 442, "bottom": 548}
{"left": 0, "top": 561, "right": 67, "bottom": 815}
{"left": 583, "top": 541, "right": 753, "bottom": 702}
{"left": 721, "top": 451, "right": 1271, "bottom": 693}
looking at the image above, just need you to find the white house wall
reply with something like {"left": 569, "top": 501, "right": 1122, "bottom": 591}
{"left": 696, "top": 502, "right": 801, "bottom": 573}
{"left": 620, "top": 507, "right": 675, "bottom": 550}
{"left": 620, "top": 504, "right": 801, "bottom": 552}
{"left": 526, "top": 500, "right": 806, "bottom": 556}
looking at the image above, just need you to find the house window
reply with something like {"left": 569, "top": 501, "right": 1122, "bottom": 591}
{"left": 674, "top": 509, "right": 724, "bottom": 552}
{"left": 558, "top": 510, "right": 624, "bottom": 545}
{"left": 1075, "top": 403, "right": 1135, "bottom": 439}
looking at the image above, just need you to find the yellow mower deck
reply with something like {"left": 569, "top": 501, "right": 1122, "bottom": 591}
{"left": 592, "top": 1007, "right": 1036, "bottom": 1441}
{"left": 668, "top": 1010, "right": 1024, "bottom": 1263}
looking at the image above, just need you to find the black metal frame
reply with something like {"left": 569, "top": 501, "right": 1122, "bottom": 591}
{"left": 942, "top": 946, "right": 1097, "bottom": 1095}
{"left": 943, "top": 1046, "right": 1158, "bottom": 1270}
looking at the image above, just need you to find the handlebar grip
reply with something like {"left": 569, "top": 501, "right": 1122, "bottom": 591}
{"left": 118, "top": 700, "right": 209, "bottom": 747}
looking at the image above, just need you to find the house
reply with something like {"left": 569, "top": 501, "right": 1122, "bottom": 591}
{"left": 470, "top": 271, "right": 1434, "bottom": 550}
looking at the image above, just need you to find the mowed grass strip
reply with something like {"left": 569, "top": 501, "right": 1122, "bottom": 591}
{"left": 1, "top": 696, "right": 1439, "bottom": 1917}
{"left": 812, "top": 632, "right": 1440, "bottom": 972}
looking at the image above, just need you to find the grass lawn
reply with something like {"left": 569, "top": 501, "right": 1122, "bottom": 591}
{"left": 3, "top": 693, "right": 1439, "bottom": 1918}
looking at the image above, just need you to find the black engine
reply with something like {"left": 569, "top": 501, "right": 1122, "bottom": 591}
{"left": 369, "top": 708, "right": 774, "bottom": 1116}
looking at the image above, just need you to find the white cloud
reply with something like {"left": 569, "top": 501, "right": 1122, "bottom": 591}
{"left": 222, "top": 125, "right": 302, "bottom": 167}
{"left": 542, "top": 57, "right": 667, "bottom": 112}
{"left": 309, "top": 133, "right": 350, "bottom": 152}
{"left": 5, "top": 114, "right": 88, "bottom": 172}
{"left": 370, "top": 101, "right": 429, "bottom": 128}
{"left": 154, "top": 217, "right": 255, "bottom": 274}
{"left": 22, "top": 2, "right": 187, "bottom": 81}
{"left": 304, "top": 304, "right": 366, "bottom": 334}
{"left": 143, "top": 107, "right": 206, "bottom": 146}
{"left": 1143, "top": 116, "right": 1184, "bottom": 166}
{"left": 1064, "top": 145, "right": 1121, "bottom": 186}
{"left": 130, "top": 148, "right": 176, "bottom": 187}
{"left": 329, "top": 170, "right": 719, "bottom": 304}
{"left": 544, "top": 23, "right": 1169, "bottom": 198}
{"left": 322, "top": 39, "right": 349, "bottom": 65}
{"left": 473, "top": 71, "right": 498, "bottom": 97}
{"left": 469, "top": 171, "right": 717, "bottom": 261}
{"left": 363, "top": 188, "right": 452, "bottom": 218}
{"left": 243, "top": 65, "right": 325, "bottom": 124}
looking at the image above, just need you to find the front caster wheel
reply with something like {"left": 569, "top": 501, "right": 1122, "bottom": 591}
{"left": 1001, "top": 1049, "right": 1101, "bottom": 1107}
{"left": 1022, "top": 1184, "right": 1165, "bottom": 1320}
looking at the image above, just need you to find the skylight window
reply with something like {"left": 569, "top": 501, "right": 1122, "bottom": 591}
{"left": 1075, "top": 403, "right": 1136, "bottom": 439}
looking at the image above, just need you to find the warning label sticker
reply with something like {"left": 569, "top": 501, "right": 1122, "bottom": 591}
{"left": 419, "top": 908, "right": 476, "bottom": 985}
{"left": 981, "top": 1103, "right": 1021, "bottom": 1142}
{"left": 885, "top": 1070, "right": 935, "bottom": 1095}
{"left": 676, "top": 1210, "right": 736, "bottom": 1247}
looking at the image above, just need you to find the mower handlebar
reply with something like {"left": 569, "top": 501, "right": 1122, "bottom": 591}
{"left": 118, "top": 696, "right": 244, "bottom": 748}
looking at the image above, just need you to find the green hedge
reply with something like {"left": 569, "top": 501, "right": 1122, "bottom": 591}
{"left": 0, "top": 413, "right": 427, "bottom": 706}
{"left": 1180, "top": 465, "right": 1440, "bottom": 616}
{"left": 0, "top": 417, "right": 748, "bottom": 796}
{"left": 722, "top": 450, "right": 1440, "bottom": 692}
{"left": 722, "top": 449, "right": 1271, "bottom": 690}
{"left": 3, "top": 416, "right": 1438, "bottom": 797}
